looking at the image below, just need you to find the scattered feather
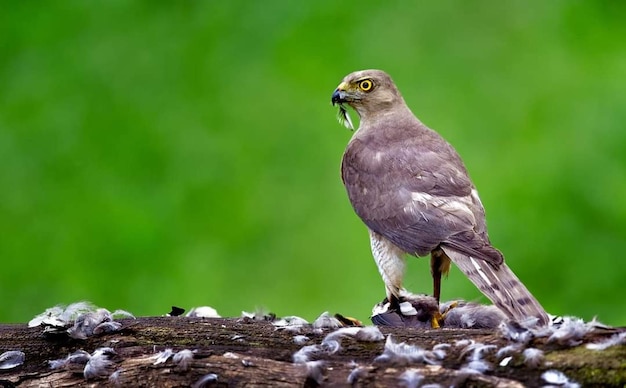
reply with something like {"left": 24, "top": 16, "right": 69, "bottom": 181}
{"left": 398, "top": 368, "right": 424, "bottom": 388}
{"left": 273, "top": 316, "right": 309, "bottom": 332}
{"left": 313, "top": 312, "right": 342, "bottom": 329}
{"left": 32, "top": 302, "right": 100, "bottom": 334}
{"left": 173, "top": 349, "right": 194, "bottom": 371}
{"left": 30, "top": 302, "right": 126, "bottom": 340}
{"left": 292, "top": 335, "right": 343, "bottom": 363}
{"left": 499, "top": 320, "right": 534, "bottom": 344}
{"left": 355, "top": 326, "right": 384, "bottom": 342}
{"left": 0, "top": 351, "right": 25, "bottom": 370}
{"left": 586, "top": 332, "right": 626, "bottom": 351}
{"left": 458, "top": 342, "right": 495, "bottom": 374}
{"left": 518, "top": 316, "right": 542, "bottom": 330}
{"left": 430, "top": 347, "right": 447, "bottom": 361}
{"left": 67, "top": 308, "right": 114, "bottom": 339}
{"left": 322, "top": 327, "right": 360, "bottom": 344}
{"left": 111, "top": 309, "right": 135, "bottom": 319}
{"left": 62, "top": 302, "right": 98, "bottom": 322}
{"left": 522, "top": 348, "right": 543, "bottom": 367}
{"left": 49, "top": 349, "right": 91, "bottom": 372}
{"left": 153, "top": 348, "right": 174, "bottom": 365}
{"left": 460, "top": 359, "right": 492, "bottom": 374}
{"left": 586, "top": 316, "right": 612, "bottom": 330}
{"left": 541, "top": 369, "right": 580, "bottom": 387}
{"left": 293, "top": 335, "right": 309, "bottom": 345}
{"left": 322, "top": 326, "right": 383, "bottom": 345}
{"left": 305, "top": 360, "right": 326, "bottom": 385}
{"left": 48, "top": 358, "right": 68, "bottom": 370}
{"left": 109, "top": 369, "right": 123, "bottom": 386}
{"left": 186, "top": 306, "right": 220, "bottom": 318}
{"left": 293, "top": 344, "right": 321, "bottom": 364}
{"left": 375, "top": 335, "right": 441, "bottom": 365}
{"left": 240, "top": 309, "right": 275, "bottom": 321}
{"left": 432, "top": 343, "right": 451, "bottom": 352}
{"left": 192, "top": 373, "right": 218, "bottom": 388}
{"left": 321, "top": 339, "right": 341, "bottom": 354}
{"left": 84, "top": 347, "right": 117, "bottom": 380}
{"left": 496, "top": 344, "right": 523, "bottom": 359}
{"left": 501, "top": 315, "right": 604, "bottom": 349}
{"left": 28, "top": 305, "right": 66, "bottom": 328}
{"left": 347, "top": 363, "right": 368, "bottom": 384}
{"left": 93, "top": 321, "right": 123, "bottom": 335}
{"left": 430, "top": 343, "right": 451, "bottom": 360}
{"left": 293, "top": 327, "right": 382, "bottom": 364}
{"left": 454, "top": 339, "right": 473, "bottom": 348}
{"left": 461, "top": 342, "right": 496, "bottom": 361}
{"left": 499, "top": 356, "right": 513, "bottom": 367}
{"left": 548, "top": 317, "right": 594, "bottom": 346}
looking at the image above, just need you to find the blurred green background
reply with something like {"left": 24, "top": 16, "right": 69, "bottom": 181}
{"left": 1, "top": 1, "right": 625, "bottom": 325}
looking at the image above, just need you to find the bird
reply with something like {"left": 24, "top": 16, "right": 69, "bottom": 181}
{"left": 331, "top": 69, "right": 549, "bottom": 326}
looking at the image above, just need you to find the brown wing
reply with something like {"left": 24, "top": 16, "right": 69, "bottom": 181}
{"left": 341, "top": 123, "right": 502, "bottom": 265}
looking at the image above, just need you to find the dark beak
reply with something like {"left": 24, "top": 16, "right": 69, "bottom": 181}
{"left": 331, "top": 89, "right": 345, "bottom": 106}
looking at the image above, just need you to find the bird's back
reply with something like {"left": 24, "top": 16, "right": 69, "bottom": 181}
{"left": 341, "top": 114, "right": 496, "bottom": 260}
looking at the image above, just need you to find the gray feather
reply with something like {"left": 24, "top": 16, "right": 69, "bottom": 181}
{"left": 442, "top": 247, "right": 549, "bottom": 325}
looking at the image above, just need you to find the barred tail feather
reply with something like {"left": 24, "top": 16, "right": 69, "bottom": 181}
{"left": 442, "top": 247, "right": 549, "bottom": 326}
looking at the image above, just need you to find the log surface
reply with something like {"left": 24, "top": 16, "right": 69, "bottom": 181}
{"left": 0, "top": 316, "right": 625, "bottom": 387}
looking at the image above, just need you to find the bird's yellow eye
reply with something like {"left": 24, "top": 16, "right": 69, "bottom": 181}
{"left": 358, "top": 79, "right": 373, "bottom": 92}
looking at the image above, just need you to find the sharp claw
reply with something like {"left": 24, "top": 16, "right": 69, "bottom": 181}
{"left": 441, "top": 301, "right": 459, "bottom": 317}
{"left": 431, "top": 300, "right": 459, "bottom": 329}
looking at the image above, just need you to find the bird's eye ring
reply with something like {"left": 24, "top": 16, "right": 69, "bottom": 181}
{"left": 358, "top": 79, "right": 373, "bottom": 92}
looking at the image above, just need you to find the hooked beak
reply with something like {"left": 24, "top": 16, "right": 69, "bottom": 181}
{"left": 331, "top": 82, "right": 349, "bottom": 105}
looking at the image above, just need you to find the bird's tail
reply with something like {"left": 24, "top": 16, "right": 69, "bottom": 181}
{"left": 441, "top": 247, "right": 549, "bottom": 326}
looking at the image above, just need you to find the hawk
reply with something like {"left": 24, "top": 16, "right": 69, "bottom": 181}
{"left": 332, "top": 69, "right": 549, "bottom": 326}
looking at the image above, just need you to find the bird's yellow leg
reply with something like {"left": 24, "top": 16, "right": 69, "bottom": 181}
{"left": 430, "top": 248, "right": 451, "bottom": 303}
{"left": 430, "top": 248, "right": 453, "bottom": 328}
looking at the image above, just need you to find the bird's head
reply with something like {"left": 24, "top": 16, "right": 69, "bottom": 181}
{"left": 331, "top": 69, "right": 404, "bottom": 129}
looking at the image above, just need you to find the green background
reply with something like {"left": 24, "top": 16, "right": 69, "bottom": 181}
{"left": 1, "top": 1, "right": 625, "bottom": 325}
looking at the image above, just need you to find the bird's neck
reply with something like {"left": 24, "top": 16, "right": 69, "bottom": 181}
{"left": 355, "top": 103, "right": 421, "bottom": 135}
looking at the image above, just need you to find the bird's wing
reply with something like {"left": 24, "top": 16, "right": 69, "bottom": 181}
{"left": 341, "top": 125, "right": 502, "bottom": 266}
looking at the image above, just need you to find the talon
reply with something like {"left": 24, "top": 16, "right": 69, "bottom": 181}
{"left": 430, "top": 301, "right": 459, "bottom": 329}
{"left": 441, "top": 301, "right": 459, "bottom": 318}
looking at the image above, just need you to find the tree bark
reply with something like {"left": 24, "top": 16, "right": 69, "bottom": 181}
{"left": 0, "top": 316, "right": 624, "bottom": 387}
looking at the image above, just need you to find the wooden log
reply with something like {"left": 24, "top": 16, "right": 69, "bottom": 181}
{"left": 0, "top": 316, "right": 624, "bottom": 387}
